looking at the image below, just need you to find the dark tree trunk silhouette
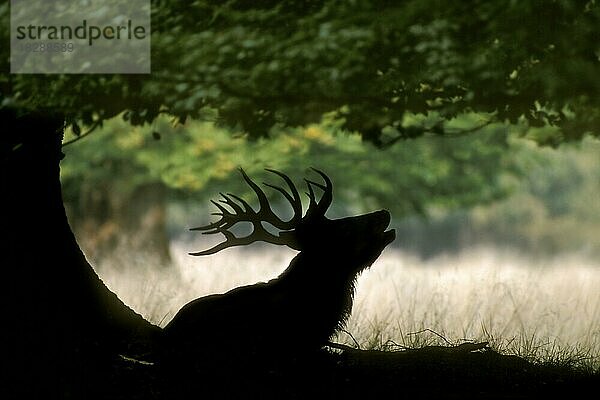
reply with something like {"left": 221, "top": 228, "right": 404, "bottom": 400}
{"left": 1, "top": 109, "right": 160, "bottom": 398}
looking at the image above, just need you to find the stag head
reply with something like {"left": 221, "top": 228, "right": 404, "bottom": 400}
{"left": 190, "top": 168, "right": 395, "bottom": 267}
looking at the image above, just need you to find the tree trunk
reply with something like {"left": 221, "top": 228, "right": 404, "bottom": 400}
{"left": 1, "top": 109, "right": 161, "bottom": 398}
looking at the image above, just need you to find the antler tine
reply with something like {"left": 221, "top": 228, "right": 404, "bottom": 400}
{"left": 239, "top": 168, "right": 277, "bottom": 219}
{"left": 263, "top": 168, "right": 303, "bottom": 227}
{"left": 304, "top": 168, "right": 333, "bottom": 218}
{"left": 224, "top": 192, "right": 254, "bottom": 212}
{"left": 189, "top": 235, "right": 253, "bottom": 256}
{"left": 190, "top": 168, "right": 304, "bottom": 256}
{"left": 304, "top": 178, "right": 318, "bottom": 208}
{"left": 190, "top": 202, "right": 227, "bottom": 232}
{"left": 189, "top": 195, "right": 239, "bottom": 232}
{"left": 219, "top": 192, "right": 244, "bottom": 214}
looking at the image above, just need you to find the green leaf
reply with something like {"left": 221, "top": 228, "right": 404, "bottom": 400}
{"left": 72, "top": 123, "right": 81, "bottom": 137}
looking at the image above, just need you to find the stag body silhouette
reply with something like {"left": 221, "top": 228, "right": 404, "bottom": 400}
{"left": 163, "top": 168, "right": 395, "bottom": 366}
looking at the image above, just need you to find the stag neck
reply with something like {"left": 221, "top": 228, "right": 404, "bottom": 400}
{"left": 277, "top": 250, "right": 360, "bottom": 292}
{"left": 274, "top": 250, "right": 358, "bottom": 335}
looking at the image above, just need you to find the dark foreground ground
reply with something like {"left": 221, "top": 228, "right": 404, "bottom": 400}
{"left": 101, "top": 343, "right": 599, "bottom": 400}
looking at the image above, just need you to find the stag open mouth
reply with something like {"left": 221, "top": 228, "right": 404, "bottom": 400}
{"left": 383, "top": 228, "right": 396, "bottom": 245}
{"left": 374, "top": 210, "right": 396, "bottom": 246}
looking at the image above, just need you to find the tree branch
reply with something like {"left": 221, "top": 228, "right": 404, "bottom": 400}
{"left": 61, "top": 121, "right": 102, "bottom": 147}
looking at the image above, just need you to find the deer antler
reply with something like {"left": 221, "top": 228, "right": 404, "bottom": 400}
{"left": 304, "top": 168, "right": 332, "bottom": 219}
{"left": 189, "top": 168, "right": 332, "bottom": 256}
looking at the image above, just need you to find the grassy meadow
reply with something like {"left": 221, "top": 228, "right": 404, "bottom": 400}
{"left": 95, "top": 241, "right": 600, "bottom": 371}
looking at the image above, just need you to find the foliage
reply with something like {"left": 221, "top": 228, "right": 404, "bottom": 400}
{"left": 2, "top": 1, "right": 600, "bottom": 144}
{"left": 61, "top": 113, "right": 510, "bottom": 221}
{"left": 386, "top": 133, "right": 600, "bottom": 257}
{"left": 471, "top": 135, "right": 600, "bottom": 255}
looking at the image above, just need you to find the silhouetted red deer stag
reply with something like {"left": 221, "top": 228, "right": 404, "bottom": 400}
{"left": 162, "top": 168, "right": 395, "bottom": 365}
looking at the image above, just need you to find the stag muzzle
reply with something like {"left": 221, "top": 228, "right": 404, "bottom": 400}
{"left": 327, "top": 209, "right": 395, "bottom": 247}
{"left": 367, "top": 209, "right": 396, "bottom": 245}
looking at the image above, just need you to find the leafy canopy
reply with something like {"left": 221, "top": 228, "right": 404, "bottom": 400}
{"left": 1, "top": 0, "right": 599, "bottom": 145}
{"left": 61, "top": 112, "right": 510, "bottom": 221}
